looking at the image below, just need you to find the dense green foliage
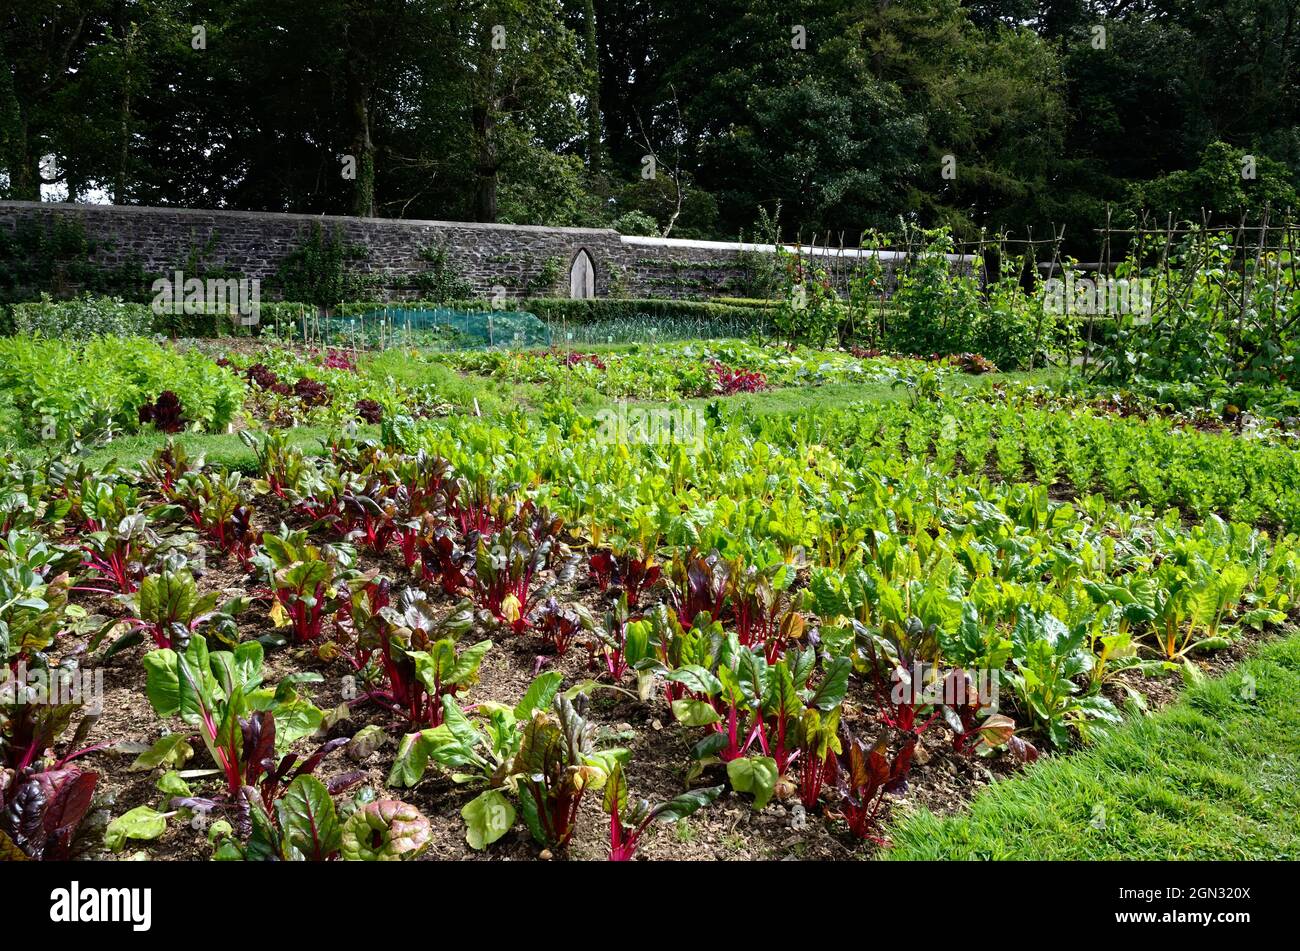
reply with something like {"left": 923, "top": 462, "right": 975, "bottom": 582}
{"left": 1080, "top": 229, "right": 1300, "bottom": 417}
{"left": 5, "top": 1, "right": 1298, "bottom": 252}
{"left": 0, "top": 335, "right": 245, "bottom": 446}
{"left": 10, "top": 294, "right": 151, "bottom": 339}
{"left": 824, "top": 387, "right": 1300, "bottom": 531}
{"left": 428, "top": 340, "right": 930, "bottom": 401}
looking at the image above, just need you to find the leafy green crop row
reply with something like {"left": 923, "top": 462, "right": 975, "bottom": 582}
{"left": 778, "top": 388, "right": 1300, "bottom": 531}
{"left": 0, "top": 335, "right": 245, "bottom": 448}
{"left": 427, "top": 339, "right": 933, "bottom": 402}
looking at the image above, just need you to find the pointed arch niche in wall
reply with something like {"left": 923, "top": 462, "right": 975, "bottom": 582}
{"left": 568, "top": 248, "right": 596, "bottom": 299}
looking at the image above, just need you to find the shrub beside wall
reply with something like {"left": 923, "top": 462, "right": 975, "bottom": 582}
{"left": 10, "top": 295, "right": 152, "bottom": 340}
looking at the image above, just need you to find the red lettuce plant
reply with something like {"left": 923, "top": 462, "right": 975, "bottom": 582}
{"left": 557, "top": 350, "right": 607, "bottom": 370}
{"left": 320, "top": 347, "right": 357, "bottom": 371}
{"left": 710, "top": 361, "right": 767, "bottom": 394}
{"left": 137, "top": 391, "right": 186, "bottom": 433}
{"left": 942, "top": 352, "right": 998, "bottom": 374}
{"left": 246, "top": 364, "right": 280, "bottom": 389}
{"left": 294, "top": 377, "right": 331, "bottom": 407}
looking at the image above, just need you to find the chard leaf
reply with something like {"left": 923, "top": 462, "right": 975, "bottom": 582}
{"left": 128, "top": 733, "right": 194, "bottom": 772}
{"left": 279, "top": 775, "right": 341, "bottom": 861}
{"left": 726, "top": 756, "right": 778, "bottom": 811}
{"left": 242, "top": 785, "right": 282, "bottom": 861}
{"left": 665, "top": 664, "right": 721, "bottom": 697}
{"left": 808, "top": 656, "right": 851, "bottom": 711}
{"left": 105, "top": 806, "right": 168, "bottom": 852}
{"left": 142, "top": 648, "right": 181, "bottom": 717}
{"left": 647, "top": 784, "right": 726, "bottom": 825}
{"left": 388, "top": 732, "right": 430, "bottom": 788}
{"left": 671, "top": 698, "right": 722, "bottom": 726}
{"left": 155, "top": 771, "right": 192, "bottom": 797}
{"left": 448, "top": 638, "right": 492, "bottom": 685}
{"left": 271, "top": 698, "right": 324, "bottom": 753}
{"left": 513, "top": 670, "right": 563, "bottom": 721}
{"left": 461, "top": 789, "right": 515, "bottom": 850}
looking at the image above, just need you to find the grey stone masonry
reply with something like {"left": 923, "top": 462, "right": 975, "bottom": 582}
{"left": 0, "top": 201, "right": 969, "bottom": 301}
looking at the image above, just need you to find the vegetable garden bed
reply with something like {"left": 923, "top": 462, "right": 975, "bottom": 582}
{"left": 2, "top": 334, "right": 1296, "bottom": 862}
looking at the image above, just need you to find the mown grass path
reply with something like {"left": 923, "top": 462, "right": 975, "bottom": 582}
{"left": 884, "top": 632, "right": 1300, "bottom": 860}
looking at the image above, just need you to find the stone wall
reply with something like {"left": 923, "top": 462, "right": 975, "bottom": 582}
{"left": 605, "top": 235, "right": 944, "bottom": 299}
{"left": 0, "top": 201, "right": 965, "bottom": 302}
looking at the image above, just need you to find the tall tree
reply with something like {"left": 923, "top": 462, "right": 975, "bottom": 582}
{"left": 0, "top": 2, "right": 103, "bottom": 200}
{"left": 438, "top": 0, "right": 587, "bottom": 222}
{"left": 582, "top": 0, "right": 602, "bottom": 178}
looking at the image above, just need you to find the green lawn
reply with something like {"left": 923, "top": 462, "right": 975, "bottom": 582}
{"left": 69, "top": 424, "right": 372, "bottom": 473}
{"left": 884, "top": 632, "right": 1300, "bottom": 860}
{"left": 662, "top": 368, "right": 1061, "bottom": 417}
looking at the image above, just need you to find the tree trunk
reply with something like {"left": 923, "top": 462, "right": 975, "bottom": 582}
{"left": 346, "top": 60, "right": 376, "bottom": 217}
{"left": 583, "top": 0, "right": 601, "bottom": 178}
{"left": 9, "top": 125, "right": 40, "bottom": 201}
{"left": 472, "top": 103, "right": 498, "bottom": 222}
{"left": 114, "top": 24, "right": 137, "bottom": 205}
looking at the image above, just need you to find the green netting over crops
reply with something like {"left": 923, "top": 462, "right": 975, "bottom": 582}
{"left": 368, "top": 307, "right": 552, "bottom": 349}
{"left": 546, "top": 313, "right": 771, "bottom": 346}
{"left": 284, "top": 307, "right": 553, "bottom": 351}
{"left": 275, "top": 301, "right": 774, "bottom": 351}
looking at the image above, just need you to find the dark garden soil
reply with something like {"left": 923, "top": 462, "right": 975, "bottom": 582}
{"left": 62, "top": 511, "right": 1280, "bottom": 863}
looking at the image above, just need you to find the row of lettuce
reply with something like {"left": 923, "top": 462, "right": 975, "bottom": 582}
{"left": 3, "top": 381, "right": 1297, "bottom": 858}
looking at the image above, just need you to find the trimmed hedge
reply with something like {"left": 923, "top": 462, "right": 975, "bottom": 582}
{"left": 10, "top": 295, "right": 151, "bottom": 340}
{"left": 521, "top": 297, "right": 773, "bottom": 327}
